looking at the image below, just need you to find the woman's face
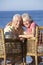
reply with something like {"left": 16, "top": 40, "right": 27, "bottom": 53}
{"left": 23, "top": 18, "right": 31, "bottom": 28}
{"left": 12, "top": 16, "right": 22, "bottom": 29}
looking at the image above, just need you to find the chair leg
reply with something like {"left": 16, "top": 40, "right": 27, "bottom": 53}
{"left": 35, "top": 56, "right": 38, "bottom": 65}
{"left": 4, "top": 56, "right": 6, "bottom": 65}
{"left": 23, "top": 57, "right": 26, "bottom": 65}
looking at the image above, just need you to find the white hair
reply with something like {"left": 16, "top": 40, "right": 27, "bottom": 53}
{"left": 13, "top": 14, "right": 21, "bottom": 20}
{"left": 22, "top": 13, "right": 33, "bottom": 22}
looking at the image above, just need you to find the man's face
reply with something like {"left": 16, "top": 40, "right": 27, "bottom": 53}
{"left": 12, "top": 16, "right": 21, "bottom": 29}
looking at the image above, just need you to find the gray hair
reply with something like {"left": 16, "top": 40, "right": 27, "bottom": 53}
{"left": 22, "top": 13, "right": 33, "bottom": 22}
{"left": 12, "top": 14, "right": 23, "bottom": 25}
{"left": 13, "top": 14, "right": 21, "bottom": 20}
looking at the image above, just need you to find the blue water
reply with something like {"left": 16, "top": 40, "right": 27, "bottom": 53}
{"left": 0, "top": 10, "right": 43, "bottom": 28}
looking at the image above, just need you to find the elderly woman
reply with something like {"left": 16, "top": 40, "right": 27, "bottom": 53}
{"left": 19, "top": 13, "right": 38, "bottom": 65}
{"left": 19, "top": 13, "right": 37, "bottom": 38}
{"left": 4, "top": 14, "right": 24, "bottom": 65}
{"left": 4, "top": 14, "right": 23, "bottom": 39}
{"left": 20, "top": 13, "right": 43, "bottom": 65}
{"left": 12, "top": 14, "right": 23, "bottom": 35}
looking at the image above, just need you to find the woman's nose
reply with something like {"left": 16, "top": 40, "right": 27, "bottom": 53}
{"left": 17, "top": 21, "right": 20, "bottom": 25}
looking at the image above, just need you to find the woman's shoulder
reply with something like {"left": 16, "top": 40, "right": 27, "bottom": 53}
{"left": 31, "top": 21, "right": 38, "bottom": 27}
{"left": 31, "top": 21, "right": 36, "bottom": 25}
{"left": 6, "top": 21, "right": 12, "bottom": 27}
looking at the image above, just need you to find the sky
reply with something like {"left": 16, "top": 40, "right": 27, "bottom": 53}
{"left": 0, "top": 0, "right": 43, "bottom": 11}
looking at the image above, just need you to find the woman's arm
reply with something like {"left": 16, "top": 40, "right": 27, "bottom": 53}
{"left": 19, "top": 27, "right": 36, "bottom": 38}
{"left": 19, "top": 34, "right": 33, "bottom": 38}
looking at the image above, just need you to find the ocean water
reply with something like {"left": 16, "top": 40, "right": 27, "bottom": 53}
{"left": 0, "top": 10, "right": 43, "bottom": 28}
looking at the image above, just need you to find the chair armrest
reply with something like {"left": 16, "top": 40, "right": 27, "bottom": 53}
{"left": 28, "top": 37, "right": 36, "bottom": 41}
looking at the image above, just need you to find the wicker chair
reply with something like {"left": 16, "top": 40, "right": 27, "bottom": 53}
{"left": 0, "top": 28, "right": 23, "bottom": 65}
{"left": 24, "top": 26, "right": 43, "bottom": 65}
{"left": 0, "top": 28, "right": 6, "bottom": 65}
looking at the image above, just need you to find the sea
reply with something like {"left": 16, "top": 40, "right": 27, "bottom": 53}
{"left": 0, "top": 10, "right": 43, "bottom": 28}
{"left": 0, "top": 10, "right": 43, "bottom": 65}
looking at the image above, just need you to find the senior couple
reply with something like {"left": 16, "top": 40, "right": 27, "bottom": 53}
{"left": 4, "top": 13, "right": 37, "bottom": 65}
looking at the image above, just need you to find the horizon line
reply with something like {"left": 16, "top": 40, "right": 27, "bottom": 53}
{"left": 0, "top": 10, "right": 43, "bottom": 11}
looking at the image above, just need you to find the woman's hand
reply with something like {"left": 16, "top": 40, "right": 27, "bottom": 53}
{"left": 19, "top": 35, "right": 24, "bottom": 38}
{"left": 19, "top": 35, "right": 25, "bottom": 42}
